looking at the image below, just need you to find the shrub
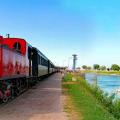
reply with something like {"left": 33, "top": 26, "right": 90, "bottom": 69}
{"left": 77, "top": 75, "right": 120, "bottom": 119}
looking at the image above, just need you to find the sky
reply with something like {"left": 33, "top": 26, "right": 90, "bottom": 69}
{"left": 0, "top": 0, "right": 120, "bottom": 67}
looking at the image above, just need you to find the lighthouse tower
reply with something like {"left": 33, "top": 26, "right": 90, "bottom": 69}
{"left": 72, "top": 54, "right": 77, "bottom": 71}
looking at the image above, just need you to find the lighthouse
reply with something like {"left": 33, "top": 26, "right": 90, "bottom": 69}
{"left": 72, "top": 54, "right": 77, "bottom": 71}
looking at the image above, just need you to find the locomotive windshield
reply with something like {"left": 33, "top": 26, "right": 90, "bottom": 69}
{"left": 13, "top": 42, "right": 21, "bottom": 53}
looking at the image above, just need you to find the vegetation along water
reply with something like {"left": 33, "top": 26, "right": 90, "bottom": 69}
{"left": 63, "top": 72, "right": 120, "bottom": 120}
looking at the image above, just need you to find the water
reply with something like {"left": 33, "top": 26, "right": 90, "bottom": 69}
{"left": 85, "top": 73, "right": 120, "bottom": 98}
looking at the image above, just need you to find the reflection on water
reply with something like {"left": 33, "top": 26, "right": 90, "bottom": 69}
{"left": 85, "top": 73, "right": 120, "bottom": 98}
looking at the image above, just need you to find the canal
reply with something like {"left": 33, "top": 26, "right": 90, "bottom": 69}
{"left": 85, "top": 73, "right": 120, "bottom": 98}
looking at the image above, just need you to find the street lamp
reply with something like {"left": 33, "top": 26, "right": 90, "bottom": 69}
{"left": 68, "top": 57, "right": 72, "bottom": 69}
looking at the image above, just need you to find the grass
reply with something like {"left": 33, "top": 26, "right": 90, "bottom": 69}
{"left": 62, "top": 73, "right": 117, "bottom": 120}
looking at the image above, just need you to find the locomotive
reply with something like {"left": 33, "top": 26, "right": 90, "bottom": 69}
{"left": 0, "top": 35, "right": 56, "bottom": 102}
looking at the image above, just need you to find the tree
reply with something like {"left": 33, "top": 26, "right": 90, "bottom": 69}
{"left": 100, "top": 65, "right": 106, "bottom": 70}
{"left": 111, "top": 64, "right": 120, "bottom": 71}
{"left": 93, "top": 64, "right": 100, "bottom": 70}
{"left": 82, "top": 65, "right": 87, "bottom": 70}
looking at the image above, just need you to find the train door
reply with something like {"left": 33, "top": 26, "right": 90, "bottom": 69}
{"left": 48, "top": 60, "right": 50, "bottom": 74}
{"left": 32, "top": 48, "right": 38, "bottom": 76}
{"left": 28, "top": 46, "right": 32, "bottom": 76}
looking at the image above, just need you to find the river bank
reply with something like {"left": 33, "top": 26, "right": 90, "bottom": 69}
{"left": 83, "top": 70, "right": 120, "bottom": 76}
{"left": 62, "top": 73, "right": 117, "bottom": 120}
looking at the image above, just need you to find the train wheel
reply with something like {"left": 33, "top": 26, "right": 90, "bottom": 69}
{"left": 26, "top": 78, "right": 29, "bottom": 89}
{"left": 11, "top": 87, "right": 15, "bottom": 99}
{"left": 38, "top": 77, "right": 41, "bottom": 81}
{"left": 15, "top": 87, "right": 21, "bottom": 96}
{"left": 15, "top": 79, "right": 21, "bottom": 96}
{"left": 2, "top": 96, "right": 9, "bottom": 103}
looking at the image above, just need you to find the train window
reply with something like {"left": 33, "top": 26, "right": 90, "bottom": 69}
{"left": 46, "top": 60, "right": 48, "bottom": 66}
{"left": 40, "top": 57, "right": 48, "bottom": 66}
{"left": 40, "top": 56, "right": 41, "bottom": 64}
{"left": 38, "top": 55, "right": 39, "bottom": 64}
{"left": 41, "top": 57, "right": 43, "bottom": 65}
{"left": 40, "top": 57, "right": 41, "bottom": 64}
{"left": 43, "top": 58, "right": 45, "bottom": 66}
{"left": 45, "top": 59, "right": 48, "bottom": 66}
{"left": 42, "top": 58, "right": 43, "bottom": 64}
{"left": 2, "top": 44, "right": 8, "bottom": 48}
{"left": 38, "top": 55, "right": 41, "bottom": 65}
{"left": 13, "top": 42, "right": 21, "bottom": 53}
{"left": 41, "top": 57, "right": 42, "bottom": 65}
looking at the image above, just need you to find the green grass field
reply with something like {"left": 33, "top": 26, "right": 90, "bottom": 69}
{"left": 63, "top": 74, "right": 117, "bottom": 120}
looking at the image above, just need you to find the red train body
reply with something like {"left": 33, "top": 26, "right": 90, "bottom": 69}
{"left": 0, "top": 36, "right": 29, "bottom": 79}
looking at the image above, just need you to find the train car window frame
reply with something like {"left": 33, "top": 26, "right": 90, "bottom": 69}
{"left": 38, "top": 54, "right": 41, "bottom": 65}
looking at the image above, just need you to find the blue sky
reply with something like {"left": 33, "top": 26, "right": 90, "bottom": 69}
{"left": 0, "top": 0, "right": 120, "bottom": 67}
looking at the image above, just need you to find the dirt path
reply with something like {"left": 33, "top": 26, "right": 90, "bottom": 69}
{"left": 0, "top": 73, "right": 67, "bottom": 120}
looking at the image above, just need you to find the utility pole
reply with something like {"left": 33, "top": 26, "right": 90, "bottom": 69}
{"left": 72, "top": 54, "right": 77, "bottom": 71}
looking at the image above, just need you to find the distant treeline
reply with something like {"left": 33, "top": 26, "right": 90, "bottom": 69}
{"left": 77, "top": 64, "right": 120, "bottom": 71}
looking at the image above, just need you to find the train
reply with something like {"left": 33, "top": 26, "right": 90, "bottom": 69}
{"left": 0, "top": 35, "right": 56, "bottom": 102}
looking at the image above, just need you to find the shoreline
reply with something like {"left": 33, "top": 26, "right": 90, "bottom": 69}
{"left": 84, "top": 70, "right": 120, "bottom": 76}
{"left": 62, "top": 73, "right": 116, "bottom": 120}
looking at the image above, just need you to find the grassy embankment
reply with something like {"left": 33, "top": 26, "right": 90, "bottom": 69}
{"left": 62, "top": 73, "right": 117, "bottom": 120}
{"left": 83, "top": 70, "right": 120, "bottom": 75}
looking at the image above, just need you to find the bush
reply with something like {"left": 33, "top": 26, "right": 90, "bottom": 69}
{"left": 64, "top": 73, "right": 120, "bottom": 119}
{"left": 77, "top": 76, "right": 120, "bottom": 119}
